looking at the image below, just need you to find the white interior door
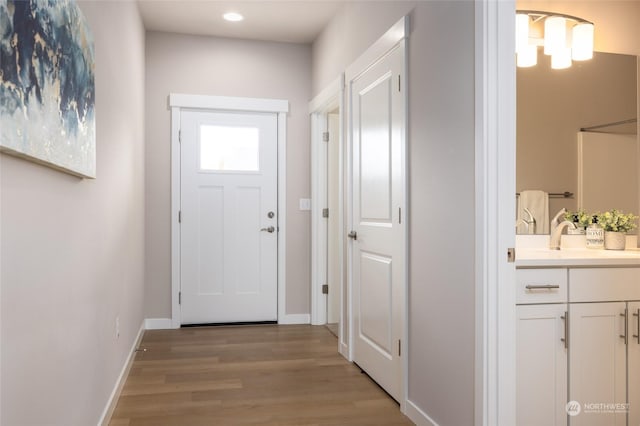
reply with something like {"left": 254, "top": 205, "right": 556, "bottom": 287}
{"left": 180, "top": 110, "right": 278, "bottom": 324}
{"left": 349, "top": 43, "right": 405, "bottom": 401}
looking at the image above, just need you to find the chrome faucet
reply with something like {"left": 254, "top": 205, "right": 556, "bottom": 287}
{"left": 522, "top": 208, "right": 536, "bottom": 234}
{"left": 550, "top": 208, "right": 567, "bottom": 233}
{"left": 516, "top": 208, "right": 537, "bottom": 234}
{"left": 549, "top": 220, "right": 577, "bottom": 250}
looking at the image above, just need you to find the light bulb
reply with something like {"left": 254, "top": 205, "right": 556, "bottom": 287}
{"left": 517, "top": 45, "right": 538, "bottom": 67}
{"left": 223, "top": 12, "right": 244, "bottom": 22}
{"left": 572, "top": 23, "right": 594, "bottom": 61}
{"left": 516, "top": 14, "right": 530, "bottom": 53}
{"left": 551, "top": 47, "right": 572, "bottom": 69}
{"left": 544, "top": 16, "right": 567, "bottom": 56}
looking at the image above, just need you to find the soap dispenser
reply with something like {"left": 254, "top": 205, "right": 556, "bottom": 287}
{"left": 586, "top": 215, "right": 604, "bottom": 249}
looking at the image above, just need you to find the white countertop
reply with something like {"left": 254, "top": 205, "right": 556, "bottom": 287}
{"left": 515, "top": 235, "right": 640, "bottom": 267}
{"left": 516, "top": 247, "right": 640, "bottom": 267}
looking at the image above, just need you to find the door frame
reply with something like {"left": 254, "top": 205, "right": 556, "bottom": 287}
{"left": 344, "top": 15, "right": 409, "bottom": 410}
{"left": 169, "top": 94, "right": 289, "bottom": 328}
{"left": 474, "top": 1, "right": 517, "bottom": 425}
{"left": 309, "top": 75, "right": 347, "bottom": 357}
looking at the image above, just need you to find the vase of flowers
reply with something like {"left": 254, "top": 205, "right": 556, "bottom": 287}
{"left": 564, "top": 209, "right": 591, "bottom": 234}
{"left": 597, "top": 209, "right": 639, "bottom": 250}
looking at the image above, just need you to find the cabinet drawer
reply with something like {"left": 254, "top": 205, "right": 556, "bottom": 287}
{"left": 570, "top": 268, "right": 640, "bottom": 302}
{"left": 516, "top": 268, "right": 567, "bottom": 304}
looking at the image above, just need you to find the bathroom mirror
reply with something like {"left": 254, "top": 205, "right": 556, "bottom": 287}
{"left": 516, "top": 51, "right": 638, "bottom": 234}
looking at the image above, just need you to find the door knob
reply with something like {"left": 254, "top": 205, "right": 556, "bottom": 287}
{"left": 261, "top": 226, "right": 275, "bottom": 233}
{"left": 348, "top": 231, "right": 357, "bottom": 240}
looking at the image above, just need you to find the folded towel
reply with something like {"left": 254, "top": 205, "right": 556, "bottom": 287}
{"left": 517, "top": 190, "right": 549, "bottom": 234}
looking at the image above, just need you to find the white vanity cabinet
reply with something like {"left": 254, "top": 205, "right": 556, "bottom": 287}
{"left": 627, "top": 301, "right": 640, "bottom": 426}
{"left": 516, "top": 265, "right": 640, "bottom": 426}
{"left": 516, "top": 268, "right": 568, "bottom": 426}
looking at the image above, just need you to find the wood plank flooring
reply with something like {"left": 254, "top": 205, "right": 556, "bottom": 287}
{"left": 109, "top": 324, "right": 413, "bottom": 426}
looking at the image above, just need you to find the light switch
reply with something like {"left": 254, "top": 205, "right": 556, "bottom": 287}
{"left": 299, "top": 198, "right": 311, "bottom": 211}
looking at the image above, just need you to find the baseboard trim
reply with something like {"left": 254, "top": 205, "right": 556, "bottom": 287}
{"left": 278, "top": 314, "right": 311, "bottom": 325}
{"left": 144, "top": 318, "right": 173, "bottom": 330}
{"left": 339, "top": 342, "right": 349, "bottom": 360}
{"left": 405, "top": 399, "right": 439, "bottom": 426}
{"left": 98, "top": 321, "right": 145, "bottom": 426}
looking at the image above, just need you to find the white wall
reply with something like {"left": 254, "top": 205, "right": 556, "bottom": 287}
{"left": 313, "top": 2, "right": 476, "bottom": 425}
{"left": 0, "top": 2, "right": 146, "bottom": 425}
{"left": 144, "top": 33, "right": 312, "bottom": 319}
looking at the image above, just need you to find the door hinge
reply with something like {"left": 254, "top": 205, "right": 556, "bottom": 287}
{"left": 322, "top": 208, "right": 329, "bottom": 218}
{"left": 398, "top": 339, "right": 402, "bottom": 356}
{"left": 178, "top": 210, "right": 182, "bottom": 223}
{"left": 507, "top": 247, "right": 516, "bottom": 263}
{"left": 178, "top": 291, "right": 182, "bottom": 304}
{"left": 322, "top": 284, "right": 329, "bottom": 294}
{"left": 398, "top": 207, "right": 402, "bottom": 224}
{"left": 322, "top": 131, "right": 330, "bottom": 142}
{"left": 398, "top": 75, "right": 401, "bottom": 92}
{"left": 178, "top": 129, "right": 181, "bottom": 143}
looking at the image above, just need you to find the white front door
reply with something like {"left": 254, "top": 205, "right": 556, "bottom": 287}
{"left": 180, "top": 110, "right": 278, "bottom": 324}
{"left": 349, "top": 43, "right": 405, "bottom": 401}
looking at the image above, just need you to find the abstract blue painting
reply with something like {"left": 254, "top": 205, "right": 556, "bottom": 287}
{"left": 0, "top": 0, "right": 95, "bottom": 178}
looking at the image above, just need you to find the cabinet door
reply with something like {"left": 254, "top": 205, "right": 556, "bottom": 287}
{"left": 517, "top": 304, "right": 568, "bottom": 426}
{"left": 569, "top": 302, "right": 627, "bottom": 426}
{"left": 629, "top": 301, "right": 640, "bottom": 426}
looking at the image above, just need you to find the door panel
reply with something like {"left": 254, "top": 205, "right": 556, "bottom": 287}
{"left": 181, "top": 110, "right": 278, "bottom": 324}
{"left": 359, "top": 74, "right": 392, "bottom": 221}
{"left": 516, "top": 304, "right": 567, "bottom": 426}
{"left": 360, "top": 252, "right": 393, "bottom": 355}
{"left": 569, "top": 302, "right": 627, "bottom": 426}
{"left": 350, "top": 43, "right": 405, "bottom": 401}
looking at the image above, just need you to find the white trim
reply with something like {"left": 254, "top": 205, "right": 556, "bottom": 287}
{"left": 169, "top": 94, "right": 288, "bottom": 113}
{"left": 144, "top": 318, "right": 173, "bottom": 330}
{"left": 405, "top": 399, "right": 439, "bottom": 426}
{"left": 474, "top": 1, "right": 516, "bottom": 426}
{"left": 308, "top": 77, "right": 342, "bottom": 114}
{"left": 277, "top": 313, "right": 310, "bottom": 325}
{"left": 310, "top": 111, "right": 328, "bottom": 325}
{"left": 170, "top": 94, "right": 289, "bottom": 328}
{"left": 170, "top": 105, "right": 181, "bottom": 329}
{"left": 309, "top": 75, "right": 343, "bottom": 327}
{"left": 276, "top": 112, "right": 288, "bottom": 324}
{"left": 98, "top": 321, "right": 145, "bottom": 426}
{"left": 345, "top": 16, "right": 408, "bottom": 81}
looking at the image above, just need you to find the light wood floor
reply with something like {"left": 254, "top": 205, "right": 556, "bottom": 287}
{"left": 109, "top": 324, "right": 413, "bottom": 426}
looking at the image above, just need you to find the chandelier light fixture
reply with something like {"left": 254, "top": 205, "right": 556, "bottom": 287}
{"left": 516, "top": 10, "right": 594, "bottom": 69}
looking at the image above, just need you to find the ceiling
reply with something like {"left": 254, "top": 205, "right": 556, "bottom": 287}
{"left": 137, "top": 1, "right": 346, "bottom": 44}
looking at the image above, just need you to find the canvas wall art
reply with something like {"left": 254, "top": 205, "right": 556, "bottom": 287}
{"left": 0, "top": 0, "right": 95, "bottom": 178}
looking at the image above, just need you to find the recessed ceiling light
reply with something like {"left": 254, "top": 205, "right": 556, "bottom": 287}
{"left": 223, "top": 12, "right": 244, "bottom": 22}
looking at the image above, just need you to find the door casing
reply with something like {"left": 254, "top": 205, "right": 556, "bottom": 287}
{"left": 309, "top": 75, "right": 347, "bottom": 358}
{"left": 169, "top": 94, "right": 289, "bottom": 328}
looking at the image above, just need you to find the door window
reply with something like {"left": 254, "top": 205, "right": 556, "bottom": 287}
{"left": 199, "top": 125, "right": 260, "bottom": 172}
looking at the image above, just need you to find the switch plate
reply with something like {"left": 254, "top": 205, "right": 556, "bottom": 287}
{"left": 299, "top": 198, "right": 311, "bottom": 211}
